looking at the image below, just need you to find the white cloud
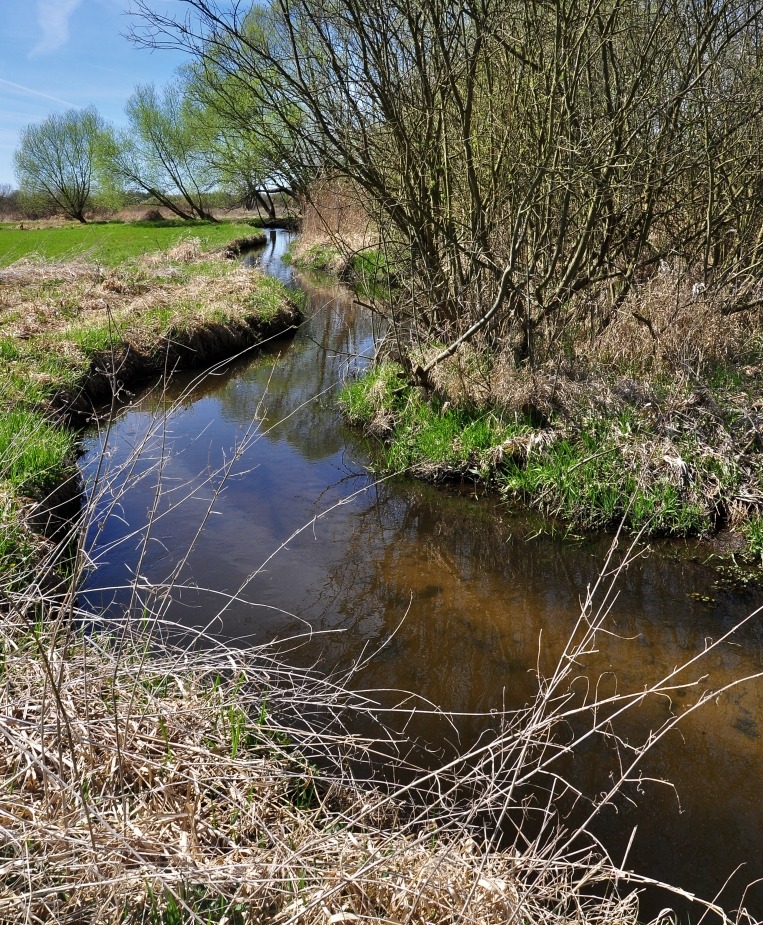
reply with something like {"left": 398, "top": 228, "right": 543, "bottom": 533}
{"left": 30, "top": 0, "right": 85, "bottom": 57}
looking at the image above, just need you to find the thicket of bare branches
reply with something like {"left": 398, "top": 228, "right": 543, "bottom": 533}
{"left": 130, "top": 0, "right": 763, "bottom": 376}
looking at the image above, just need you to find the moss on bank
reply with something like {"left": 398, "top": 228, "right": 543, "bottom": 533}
{"left": 340, "top": 360, "right": 763, "bottom": 551}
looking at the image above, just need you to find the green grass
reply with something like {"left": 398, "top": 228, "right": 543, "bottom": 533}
{"left": 349, "top": 246, "right": 398, "bottom": 296}
{"left": 741, "top": 515, "right": 763, "bottom": 562}
{"left": 0, "top": 409, "right": 76, "bottom": 497}
{"left": 0, "top": 498, "right": 38, "bottom": 576}
{"left": 499, "top": 423, "right": 712, "bottom": 536}
{"left": 292, "top": 243, "right": 343, "bottom": 272}
{"left": 340, "top": 361, "right": 406, "bottom": 422}
{"left": 341, "top": 362, "right": 527, "bottom": 473}
{"left": 0, "top": 221, "right": 296, "bottom": 573}
{"left": 0, "top": 220, "right": 255, "bottom": 267}
{"left": 340, "top": 363, "right": 740, "bottom": 539}
{"left": 240, "top": 272, "right": 298, "bottom": 322}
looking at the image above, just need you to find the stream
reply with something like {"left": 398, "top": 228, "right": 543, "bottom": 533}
{"left": 80, "top": 228, "right": 763, "bottom": 918}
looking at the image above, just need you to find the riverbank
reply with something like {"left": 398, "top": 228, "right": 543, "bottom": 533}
{"left": 339, "top": 355, "right": 763, "bottom": 559}
{"left": 0, "top": 221, "right": 299, "bottom": 570}
{"left": 0, "top": 594, "right": 682, "bottom": 925}
{"left": 4, "top": 225, "right": 758, "bottom": 924}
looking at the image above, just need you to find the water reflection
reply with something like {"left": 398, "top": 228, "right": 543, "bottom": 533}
{"left": 80, "top": 230, "right": 763, "bottom": 918}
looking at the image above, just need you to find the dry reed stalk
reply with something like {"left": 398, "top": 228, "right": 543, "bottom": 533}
{"left": 294, "top": 181, "right": 378, "bottom": 272}
{"left": 3, "top": 534, "right": 759, "bottom": 925}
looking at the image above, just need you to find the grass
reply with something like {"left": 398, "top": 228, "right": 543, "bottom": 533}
{"left": 1, "top": 529, "right": 754, "bottom": 925}
{"left": 340, "top": 361, "right": 760, "bottom": 543}
{"left": 741, "top": 515, "right": 763, "bottom": 562}
{"left": 0, "top": 409, "right": 76, "bottom": 497}
{"left": 0, "top": 219, "right": 759, "bottom": 924}
{"left": 291, "top": 241, "right": 345, "bottom": 273}
{"left": 0, "top": 220, "right": 259, "bottom": 267}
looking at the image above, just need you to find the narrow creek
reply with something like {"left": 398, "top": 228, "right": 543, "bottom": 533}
{"left": 80, "top": 229, "right": 763, "bottom": 918}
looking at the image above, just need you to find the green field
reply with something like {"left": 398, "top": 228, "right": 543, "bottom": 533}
{"left": 0, "top": 219, "right": 258, "bottom": 266}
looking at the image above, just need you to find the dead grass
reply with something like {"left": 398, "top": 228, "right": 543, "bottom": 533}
{"left": 592, "top": 265, "right": 763, "bottom": 374}
{"left": 357, "top": 293, "right": 763, "bottom": 537}
{"left": 0, "top": 245, "right": 299, "bottom": 414}
{"left": 1, "top": 525, "right": 759, "bottom": 924}
{"left": 0, "top": 611, "right": 530, "bottom": 924}
{"left": 293, "top": 181, "right": 378, "bottom": 273}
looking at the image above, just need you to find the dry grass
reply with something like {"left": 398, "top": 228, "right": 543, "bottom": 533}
{"left": 0, "top": 245, "right": 281, "bottom": 340}
{"left": 402, "top": 264, "right": 763, "bottom": 530}
{"left": 3, "top": 545, "right": 760, "bottom": 925}
{"left": 593, "top": 265, "right": 763, "bottom": 374}
{"left": 420, "top": 265, "right": 763, "bottom": 413}
{"left": 0, "top": 247, "right": 298, "bottom": 423}
{"left": 292, "top": 181, "right": 378, "bottom": 273}
{"left": 0, "top": 610, "right": 529, "bottom": 924}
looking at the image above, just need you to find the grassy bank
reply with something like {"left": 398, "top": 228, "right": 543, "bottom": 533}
{"left": 0, "top": 219, "right": 263, "bottom": 267}
{"left": 1, "top": 222, "right": 757, "bottom": 924}
{"left": 0, "top": 222, "right": 296, "bottom": 573}
{"left": 340, "top": 357, "right": 763, "bottom": 554}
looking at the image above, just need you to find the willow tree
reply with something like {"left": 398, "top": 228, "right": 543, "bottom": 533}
{"left": 14, "top": 107, "right": 104, "bottom": 223}
{"left": 99, "top": 82, "right": 218, "bottom": 221}
{"left": 130, "top": 0, "right": 763, "bottom": 372}
{"left": 181, "top": 55, "right": 301, "bottom": 220}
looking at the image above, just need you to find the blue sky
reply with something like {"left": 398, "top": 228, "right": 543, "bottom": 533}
{"left": 0, "top": 0, "right": 189, "bottom": 186}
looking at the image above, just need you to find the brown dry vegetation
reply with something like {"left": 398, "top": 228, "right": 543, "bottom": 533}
{"left": 341, "top": 258, "right": 763, "bottom": 544}
{"left": 291, "top": 182, "right": 377, "bottom": 275}
{"left": 0, "top": 239, "right": 298, "bottom": 421}
{"left": 2, "top": 537, "right": 755, "bottom": 925}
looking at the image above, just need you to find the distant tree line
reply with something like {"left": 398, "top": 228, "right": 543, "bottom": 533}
{"left": 11, "top": 64, "right": 294, "bottom": 224}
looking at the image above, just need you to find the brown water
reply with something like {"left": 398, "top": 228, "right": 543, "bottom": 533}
{"left": 80, "top": 229, "right": 763, "bottom": 919}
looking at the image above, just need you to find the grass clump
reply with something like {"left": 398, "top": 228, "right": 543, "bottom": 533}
{"left": 0, "top": 409, "right": 76, "bottom": 497}
{"left": 291, "top": 241, "right": 345, "bottom": 273}
{"left": 340, "top": 358, "right": 759, "bottom": 541}
{"left": 740, "top": 515, "right": 763, "bottom": 563}
{"left": 499, "top": 415, "right": 713, "bottom": 535}
{"left": 342, "top": 363, "right": 534, "bottom": 478}
{"left": 0, "top": 494, "right": 41, "bottom": 576}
